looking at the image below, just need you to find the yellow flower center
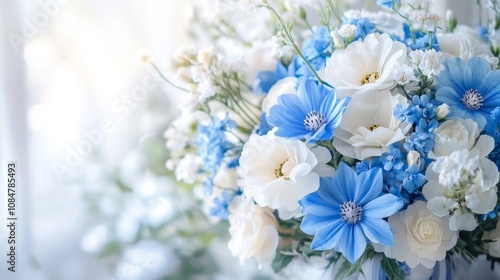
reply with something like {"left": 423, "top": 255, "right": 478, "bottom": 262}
{"left": 368, "top": 124, "right": 380, "bottom": 131}
{"left": 361, "top": 72, "right": 380, "bottom": 85}
{"left": 275, "top": 161, "right": 287, "bottom": 178}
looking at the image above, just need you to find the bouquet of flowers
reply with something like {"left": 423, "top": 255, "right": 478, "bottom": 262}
{"left": 158, "top": 0, "right": 500, "bottom": 278}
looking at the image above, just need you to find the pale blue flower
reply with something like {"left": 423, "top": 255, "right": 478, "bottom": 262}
{"left": 299, "top": 163, "right": 403, "bottom": 264}
{"left": 436, "top": 57, "right": 500, "bottom": 130}
{"left": 267, "top": 79, "right": 350, "bottom": 142}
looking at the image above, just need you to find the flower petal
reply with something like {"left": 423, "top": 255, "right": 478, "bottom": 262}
{"left": 363, "top": 194, "right": 403, "bottom": 218}
{"left": 355, "top": 167, "right": 383, "bottom": 205}
{"left": 360, "top": 218, "right": 394, "bottom": 246}
{"left": 300, "top": 213, "right": 340, "bottom": 235}
{"left": 339, "top": 224, "right": 367, "bottom": 264}
{"left": 310, "top": 219, "right": 346, "bottom": 250}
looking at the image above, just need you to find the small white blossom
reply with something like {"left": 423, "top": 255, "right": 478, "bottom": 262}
{"left": 409, "top": 49, "right": 445, "bottom": 78}
{"left": 435, "top": 103, "right": 450, "bottom": 120}
{"left": 330, "top": 31, "right": 345, "bottom": 49}
{"left": 338, "top": 24, "right": 356, "bottom": 41}
{"left": 174, "top": 153, "right": 201, "bottom": 184}
{"left": 390, "top": 63, "right": 420, "bottom": 91}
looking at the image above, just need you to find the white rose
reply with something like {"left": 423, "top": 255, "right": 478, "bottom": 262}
{"left": 483, "top": 219, "right": 500, "bottom": 258}
{"left": 430, "top": 119, "right": 494, "bottom": 159}
{"left": 380, "top": 200, "right": 458, "bottom": 269}
{"left": 227, "top": 196, "right": 279, "bottom": 269}
{"left": 438, "top": 25, "right": 495, "bottom": 60}
{"left": 240, "top": 132, "right": 334, "bottom": 219}
{"left": 332, "top": 90, "right": 411, "bottom": 160}
{"left": 261, "top": 77, "right": 298, "bottom": 113}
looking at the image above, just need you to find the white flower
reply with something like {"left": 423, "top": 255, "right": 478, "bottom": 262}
{"left": 423, "top": 149, "right": 499, "bottom": 231}
{"left": 261, "top": 77, "right": 298, "bottom": 113}
{"left": 174, "top": 153, "right": 201, "bottom": 184}
{"left": 430, "top": 118, "right": 495, "bottom": 159}
{"left": 330, "top": 31, "right": 345, "bottom": 49}
{"left": 408, "top": 10, "right": 440, "bottom": 32}
{"left": 407, "top": 150, "right": 421, "bottom": 167}
{"left": 323, "top": 33, "right": 407, "bottom": 98}
{"left": 483, "top": 219, "right": 500, "bottom": 258}
{"left": 338, "top": 24, "right": 356, "bottom": 41}
{"left": 238, "top": 0, "right": 264, "bottom": 13}
{"left": 377, "top": 200, "right": 458, "bottom": 269}
{"left": 435, "top": 103, "right": 450, "bottom": 120}
{"left": 409, "top": 49, "right": 445, "bottom": 78}
{"left": 239, "top": 133, "right": 334, "bottom": 219}
{"left": 332, "top": 90, "right": 411, "bottom": 160}
{"left": 438, "top": 25, "right": 495, "bottom": 61}
{"left": 227, "top": 195, "right": 279, "bottom": 269}
{"left": 243, "top": 41, "right": 278, "bottom": 86}
{"left": 390, "top": 63, "right": 420, "bottom": 91}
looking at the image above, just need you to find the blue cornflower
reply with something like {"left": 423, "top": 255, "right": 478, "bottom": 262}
{"left": 253, "top": 57, "right": 299, "bottom": 93}
{"left": 377, "top": 0, "right": 400, "bottom": 11}
{"left": 436, "top": 57, "right": 500, "bottom": 130}
{"left": 299, "top": 163, "right": 403, "bottom": 264}
{"left": 196, "top": 114, "right": 236, "bottom": 172}
{"left": 267, "top": 79, "right": 350, "bottom": 142}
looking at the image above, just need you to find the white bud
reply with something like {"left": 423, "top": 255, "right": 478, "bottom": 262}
{"left": 435, "top": 103, "right": 450, "bottom": 120}
{"left": 338, "top": 24, "right": 356, "bottom": 41}
{"left": 407, "top": 151, "right": 421, "bottom": 167}
{"left": 330, "top": 31, "right": 345, "bottom": 48}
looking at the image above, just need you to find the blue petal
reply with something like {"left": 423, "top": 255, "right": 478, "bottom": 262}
{"left": 480, "top": 70, "right": 500, "bottom": 107}
{"left": 463, "top": 57, "right": 490, "bottom": 90}
{"left": 331, "top": 163, "right": 357, "bottom": 201}
{"left": 360, "top": 218, "right": 394, "bottom": 246}
{"left": 316, "top": 177, "right": 343, "bottom": 206}
{"left": 355, "top": 168, "right": 383, "bottom": 205}
{"left": 339, "top": 225, "right": 367, "bottom": 264}
{"left": 300, "top": 213, "right": 340, "bottom": 235}
{"left": 299, "top": 192, "right": 341, "bottom": 216}
{"left": 310, "top": 219, "right": 346, "bottom": 250}
{"left": 363, "top": 194, "right": 403, "bottom": 218}
{"left": 299, "top": 79, "right": 322, "bottom": 112}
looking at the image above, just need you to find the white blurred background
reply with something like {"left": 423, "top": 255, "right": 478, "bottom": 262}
{"left": 0, "top": 0, "right": 489, "bottom": 280}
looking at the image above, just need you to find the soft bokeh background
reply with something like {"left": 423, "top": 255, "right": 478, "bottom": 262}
{"left": 0, "top": 0, "right": 491, "bottom": 280}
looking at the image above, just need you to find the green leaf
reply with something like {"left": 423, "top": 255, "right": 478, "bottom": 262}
{"left": 334, "top": 247, "right": 375, "bottom": 280}
{"left": 272, "top": 244, "right": 296, "bottom": 273}
{"left": 381, "top": 256, "right": 404, "bottom": 280}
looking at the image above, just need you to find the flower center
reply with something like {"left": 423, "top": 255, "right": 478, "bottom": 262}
{"left": 274, "top": 161, "right": 287, "bottom": 178}
{"left": 461, "top": 89, "right": 483, "bottom": 110}
{"left": 340, "top": 201, "right": 362, "bottom": 224}
{"left": 361, "top": 72, "right": 380, "bottom": 85}
{"left": 304, "top": 111, "right": 326, "bottom": 131}
{"left": 368, "top": 124, "right": 379, "bottom": 131}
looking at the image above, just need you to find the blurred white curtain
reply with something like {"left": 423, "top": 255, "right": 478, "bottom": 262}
{"left": 0, "top": 0, "right": 32, "bottom": 280}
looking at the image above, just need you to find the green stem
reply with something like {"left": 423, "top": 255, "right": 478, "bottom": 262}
{"left": 149, "top": 62, "right": 189, "bottom": 92}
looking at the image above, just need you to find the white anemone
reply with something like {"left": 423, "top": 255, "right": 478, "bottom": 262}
{"left": 332, "top": 90, "right": 411, "bottom": 160}
{"left": 323, "top": 33, "right": 407, "bottom": 97}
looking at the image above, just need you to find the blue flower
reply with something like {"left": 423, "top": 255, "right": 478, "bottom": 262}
{"left": 267, "top": 79, "right": 350, "bottom": 142}
{"left": 196, "top": 114, "right": 236, "bottom": 172}
{"left": 402, "top": 23, "right": 440, "bottom": 51}
{"left": 253, "top": 57, "right": 299, "bottom": 93}
{"left": 299, "top": 163, "right": 403, "bottom": 264}
{"left": 296, "top": 26, "right": 331, "bottom": 78}
{"left": 342, "top": 17, "right": 376, "bottom": 41}
{"left": 209, "top": 191, "right": 237, "bottom": 219}
{"left": 377, "top": 0, "right": 400, "bottom": 11}
{"left": 436, "top": 57, "right": 500, "bottom": 130}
